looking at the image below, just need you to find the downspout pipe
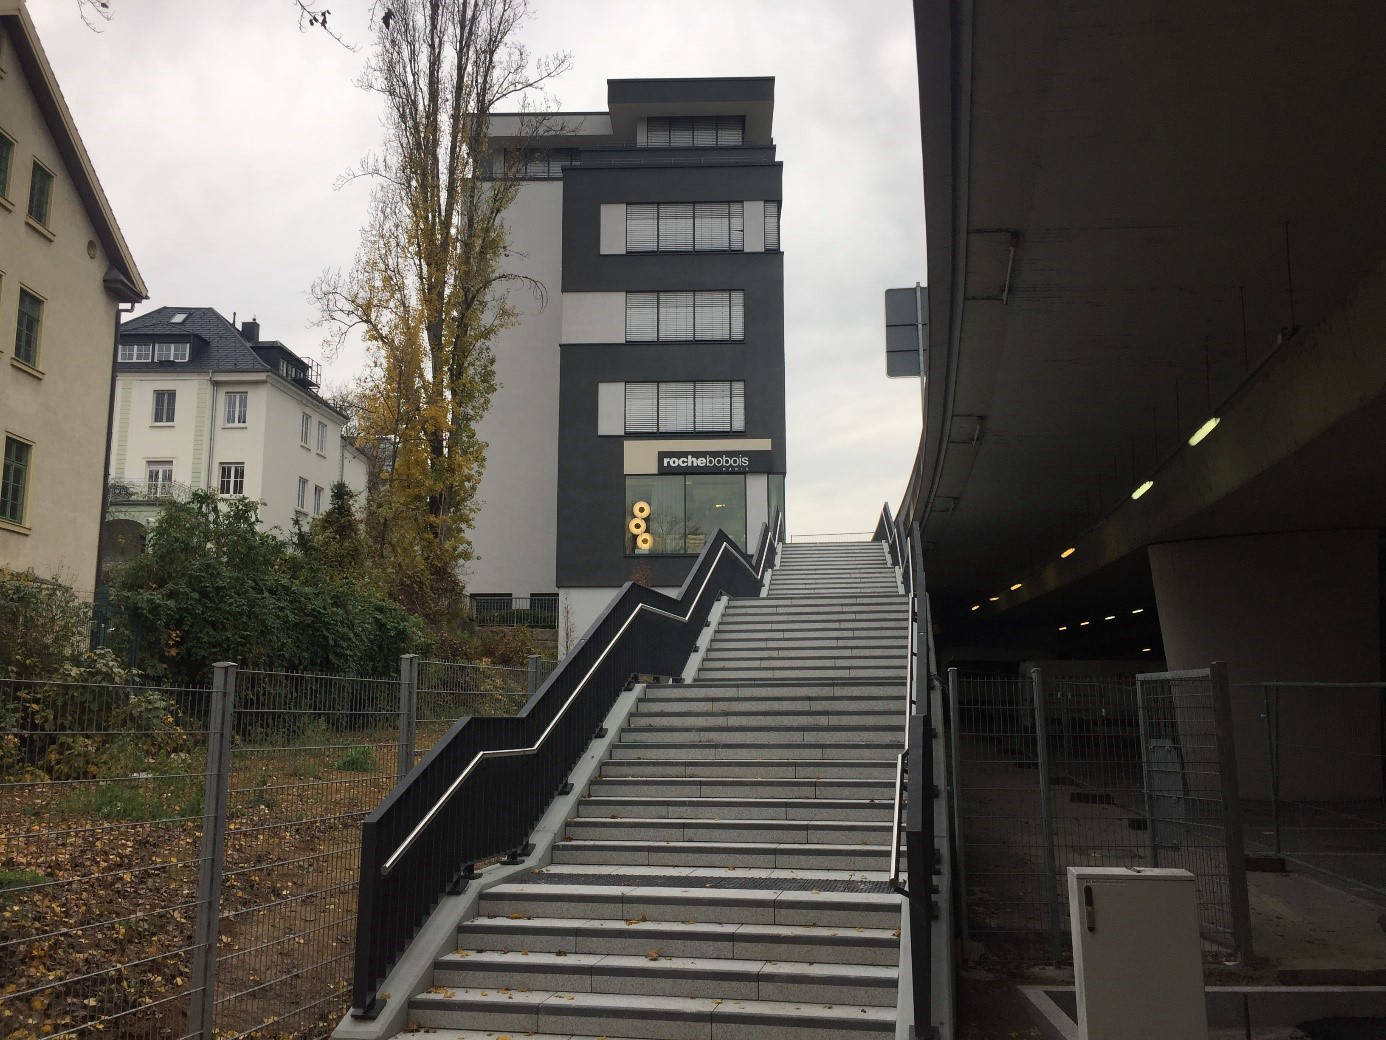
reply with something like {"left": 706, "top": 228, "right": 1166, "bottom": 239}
{"left": 95, "top": 298, "right": 137, "bottom": 598}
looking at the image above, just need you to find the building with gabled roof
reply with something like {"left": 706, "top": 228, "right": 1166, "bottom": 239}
{"left": 0, "top": 0, "right": 147, "bottom": 594}
{"left": 105, "top": 307, "right": 366, "bottom": 545}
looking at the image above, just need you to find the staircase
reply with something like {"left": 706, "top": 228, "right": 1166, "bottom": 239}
{"left": 403, "top": 541, "right": 908, "bottom": 1039}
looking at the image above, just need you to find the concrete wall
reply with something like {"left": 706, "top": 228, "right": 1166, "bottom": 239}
{"left": 557, "top": 584, "right": 680, "bottom": 656}
{"left": 464, "top": 180, "right": 564, "bottom": 598}
{"left": 258, "top": 379, "right": 353, "bottom": 534}
{"left": 0, "top": 25, "right": 124, "bottom": 594}
{"left": 1149, "top": 531, "right": 1382, "bottom": 800}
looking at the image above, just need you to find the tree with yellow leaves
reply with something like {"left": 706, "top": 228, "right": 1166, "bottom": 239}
{"left": 314, "top": 0, "right": 569, "bottom": 615}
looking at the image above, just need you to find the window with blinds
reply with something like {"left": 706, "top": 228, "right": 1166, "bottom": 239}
{"left": 622, "top": 381, "right": 746, "bottom": 434}
{"left": 625, "top": 291, "right": 745, "bottom": 342}
{"left": 626, "top": 202, "right": 745, "bottom": 253}
{"left": 645, "top": 116, "right": 745, "bottom": 148}
{"left": 764, "top": 200, "right": 781, "bottom": 251}
{"left": 506, "top": 148, "right": 578, "bottom": 179}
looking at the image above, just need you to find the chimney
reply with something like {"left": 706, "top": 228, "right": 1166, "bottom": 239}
{"left": 241, "top": 318, "right": 261, "bottom": 342}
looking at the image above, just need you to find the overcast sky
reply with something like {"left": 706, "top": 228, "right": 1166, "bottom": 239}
{"left": 30, "top": 0, "right": 925, "bottom": 537}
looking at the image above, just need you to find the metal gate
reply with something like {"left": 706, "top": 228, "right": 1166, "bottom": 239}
{"left": 947, "top": 664, "right": 1252, "bottom": 960}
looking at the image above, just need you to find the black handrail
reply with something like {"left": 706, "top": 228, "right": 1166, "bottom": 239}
{"left": 873, "top": 503, "right": 938, "bottom": 1039}
{"left": 349, "top": 512, "right": 783, "bottom": 1017}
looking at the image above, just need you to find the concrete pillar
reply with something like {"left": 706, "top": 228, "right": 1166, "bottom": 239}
{"left": 1148, "top": 530, "right": 1381, "bottom": 800}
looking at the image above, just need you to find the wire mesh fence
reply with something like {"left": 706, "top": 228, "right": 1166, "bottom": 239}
{"left": 1, "top": 676, "right": 214, "bottom": 1040}
{"left": 1, "top": 654, "right": 549, "bottom": 1040}
{"left": 948, "top": 666, "right": 1250, "bottom": 960}
{"left": 1236, "top": 681, "right": 1386, "bottom": 897}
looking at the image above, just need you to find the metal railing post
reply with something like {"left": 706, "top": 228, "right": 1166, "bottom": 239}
{"left": 397, "top": 654, "right": 418, "bottom": 782}
{"left": 1211, "top": 661, "right": 1254, "bottom": 961}
{"left": 946, "top": 667, "right": 970, "bottom": 947}
{"left": 1030, "top": 667, "right": 1063, "bottom": 961}
{"left": 1136, "top": 677, "right": 1159, "bottom": 867}
{"left": 527, "top": 654, "right": 541, "bottom": 697}
{"left": 1265, "top": 684, "right": 1282, "bottom": 856}
{"left": 188, "top": 662, "right": 235, "bottom": 1040}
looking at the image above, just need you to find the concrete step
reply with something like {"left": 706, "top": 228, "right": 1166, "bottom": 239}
{"left": 667, "top": 681, "right": 903, "bottom": 693}
{"left": 618, "top": 724, "right": 901, "bottom": 744}
{"left": 563, "top": 816, "right": 892, "bottom": 845}
{"left": 705, "top": 634, "right": 905, "bottom": 647}
{"left": 550, "top": 839, "right": 896, "bottom": 870}
{"left": 576, "top": 795, "right": 893, "bottom": 822}
{"left": 409, "top": 986, "right": 896, "bottom": 1039}
{"left": 432, "top": 949, "right": 898, "bottom": 1006}
{"left": 694, "top": 667, "right": 907, "bottom": 682}
{"left": 626, "top": 710, "right": 901, "bottom": 728}
{"left": 636, "top": 696, "right": 902, "bottom": 712}
{"left": 479, "top": 883, "right": 900, "bottom": 929}
{"left": 700, "top": 649, "right": 904, "bottom": 664}
{"left": 588, "top": 776, "right": 894, "bottom": 799}
{"left": 609, "top": 741, "right": 902, "bottom": 761}
{"left": 598, "top": 758, "right": 899, "bottom": 779}
{"left": 456, "top": 914, "right": 901, "bottom": 964}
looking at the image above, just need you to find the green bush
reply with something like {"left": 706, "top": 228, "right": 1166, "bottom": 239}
{"left": 334, "top": 745, "right": 376, "bottom": 772}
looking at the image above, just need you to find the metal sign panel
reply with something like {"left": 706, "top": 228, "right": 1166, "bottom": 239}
{"left": 657, "top": 450, "right": 774, "bottom": 474}
{"left": 884, "top": 285, "right": 926, "bottom": 377}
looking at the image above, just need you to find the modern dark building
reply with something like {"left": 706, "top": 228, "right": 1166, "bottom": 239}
{"left": 471, "top": 78, "right": 786, "bottom": 646}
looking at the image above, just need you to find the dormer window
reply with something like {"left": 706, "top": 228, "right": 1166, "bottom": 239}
{"left": 154, "top": 342, "right": 189, "bottom": 362}
{"left": 118, "top": 343, "right": 152, "bottom": 362}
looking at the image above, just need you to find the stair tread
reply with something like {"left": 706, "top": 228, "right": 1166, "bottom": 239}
{"left": 410, "top": 986, "right": 897, "bottom": 1021}
{"left": 436, "top": 949, "right": 898, "bottom": 982}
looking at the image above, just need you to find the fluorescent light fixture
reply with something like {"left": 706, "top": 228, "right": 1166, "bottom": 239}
{"left": 1009, "top": 582, "right": 1023, "bottom": 591}
{"left": 1131, "top": 608, "right": 1144, "bottom": 615}
{"left": 1131, "top": 480, "right": 1154, "bottom": 500}
{"left": 1142, "top": 647, "right": 1153, "bottom": 652}
{"left": 970, "top": 604, "right": 981, "bottom": 612}
{"left": 1058, "top": 625, "right": 1068, "bottom": 632}
{"left": 1104, "top": 615, "right": 1116, "bottom": 621}
{"left": 1079, "top": 620, "right": 1091, "bottom": 627}
{"left": 1060, "top": 547, "right": 1076, "bottom": 559}
{"left": 1188, "top": 416, "right": 1220, "bottom": 446}
{"left": 988, "top": 596, "right": 1000, "bottom": 602}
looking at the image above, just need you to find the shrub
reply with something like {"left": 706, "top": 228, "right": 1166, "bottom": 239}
{"left": 335, "top": 745, "right": 376, "bottom": 772}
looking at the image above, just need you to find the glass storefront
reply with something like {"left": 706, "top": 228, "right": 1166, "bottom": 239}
{"left": 625, "top": 474, "right": 783, "bottom": 555}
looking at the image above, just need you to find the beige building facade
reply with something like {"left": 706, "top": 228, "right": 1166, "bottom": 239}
{"left": 0, "top": 2, "right": 146, "bottom": 594}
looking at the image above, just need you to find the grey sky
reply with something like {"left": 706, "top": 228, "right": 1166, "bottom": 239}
{"left": 31, "top": 0, "right": 924, "bottom": 537}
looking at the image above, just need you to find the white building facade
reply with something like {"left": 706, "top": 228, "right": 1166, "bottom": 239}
{"left": 107, "top": 309, "right": 365, "bottom": 539}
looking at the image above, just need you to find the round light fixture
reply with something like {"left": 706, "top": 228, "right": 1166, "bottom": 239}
{"left": 635, "top": 532, "right": 654, "bottom": 550}
{"left": 628, "top": 517, "right": 647, "bottom": 535}
{"left": 632, "top": 501, "right": 651, "bottom": 519}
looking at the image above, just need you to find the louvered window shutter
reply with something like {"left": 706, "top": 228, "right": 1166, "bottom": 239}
{"left": 668, "top": 118, "right": 694, "bottom": 148}
{"left": 646, "top": 118, "right": 671, "bottom": 147}
{"left": 693, "top": 117, "right": 719, "bottom": 147}
{"left": 695, "top": 382, "right": 732, "bottom": 432}
{"left": 764, "top": 201, "right": 781, "bottom": 250}
{"left": 659, "top": 292, "right": 695, "bottom": 340}
{"left": 731, "top": 382, "right": 746, "bottom": 431}
{"left": 626, "top": 293, "right": 659, "bottom": 341}
{"left": 624, "top": 383, "right": 658, "bottom": 432}
{"left": 694, "top": 203, "right": 730, "bottom": 251}
{"left": 718, "top": 116, "right": 744, "bottom": 146}
{"left": 659, "top": 203, "right": 694, "bottom": 251}
{"left": 627, "top": 205, "right": 658, "bottom": 252}
{"left": 730, "top": 291, "right": 745, "bottom": 339}
{"left": 659, "top": 382, "right": 696, "bottom": 432}
{"left": 694, "top": 292, "right": 731, "bottom": 341}
{"left": 729, "top": 203, "right": 744, "bottom": 251}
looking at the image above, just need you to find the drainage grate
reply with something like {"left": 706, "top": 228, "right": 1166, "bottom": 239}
{"left": 523, "top": 871, "right": 891, "bottom": 894}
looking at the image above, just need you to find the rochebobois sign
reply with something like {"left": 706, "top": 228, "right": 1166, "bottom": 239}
{"left": 657, "top": 450, "right": 773, "bottom": 474}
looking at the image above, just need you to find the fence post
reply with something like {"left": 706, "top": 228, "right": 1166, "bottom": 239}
{"left": 397, "top": 654, "right": 418, "bottom": 781}
{"left": 1264, "top": 685, "right": 1282, "bottom": 856}
{"left": 188, "top": 662, "right": 235, "bottom": 1040}
{"left": 1030, "top": 667, "right": 1063, "bottom": 962}
{"left": 527, "top": 654, "right": 541, "bottom": 697}
{"left": 947, "top": 667, "right": 970, "bottom": 947}
{"left": 1136, "top": 678, "right": 1159, "bottom": 867}
{"left": 1211, "top": 660, "right": 1254, "bottom": 961}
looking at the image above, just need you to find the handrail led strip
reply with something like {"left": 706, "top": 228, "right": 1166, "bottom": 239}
{"left": 381, "top": 516, "right": 783, "bottom": 875}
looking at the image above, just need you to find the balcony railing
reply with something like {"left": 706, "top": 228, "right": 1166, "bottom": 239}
{"left": 107, "top": 479, "right": 196, "bottom": 505}
{"left": 469, "top": 595, "right": 559, "bottom": 630}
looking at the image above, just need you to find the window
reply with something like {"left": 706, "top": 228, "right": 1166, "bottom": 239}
{"left": 169, "top": 312, "right": 188, "bottom": 324}
{"left": 645, "top": 116, "right": 744, "bottom": 148}
{"left": 154, "top": 341, "right": 189, "bottom": 362}
{"left": 0, "top": 132, "right": 13, "bottom": 200}
{"left": 316, "top": 421, "right": 326, "bottom": 454}
{"left": 496, "top": 148, "right": 578, "bottom": 179}
{"left": 152, "top": 390, "right": 176, "bottom": 424}
{"left": 300, "top": 413, "right": 311, "bottom": 447}
{"left": 626, "top": 202, "right": 744, "bottom": 253}
{"left": 625, "top": 291, "right": 744, "bottom": 342}
{"left": 313, "top": 484, "right": 324, "bottom": 515}
{"left": 118, "top": 342, "right": 153, "bottom": 363}
{"left": 764, "top": 201, "right": 781, "bottom": 251}
{"left": 1, "top": 436, "right": 32, "bottom": 526}
{"left": 296, "top": 476, "right": 308, "bottom": 511}
{"left": 27, "top": 160, "right": 53, "bottom": 226}
{"left": 225, "top": 391, "right": 248, "bottom": 425}
{"left": 623, "top": 381, "right": 746, "bottom": 435}
{"left": 624, "top": 474, "right": 748, "bottom": 555}
{"left": 218, "top": 462, "right": 245, "bottom": 496}
{"left": 15, "top": 288, "right": 42, "bottom": 366}
{"left": 146, "top": 460, "right": 174, "bottom": 493}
